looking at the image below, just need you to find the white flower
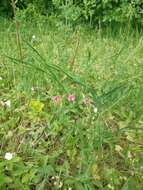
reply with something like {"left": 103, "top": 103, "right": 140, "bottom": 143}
{"left": 93, "top": 107, "right": 98, "bottom": 113}
{"left": 55, "top": 176, "right": 60, "bottom": 180}
{"left": 115, "top": 145, "right": 123, "bottom": 152}
{"left": 69, "top": 188, "right": 72, "bottom": 190}
{"left": 127, "top": 151, "right": 132, "bottom": 159}
{"left": 4, "top": 152, "right": 13, "bottom": 160}
{"left": 51, "top": 176, "right": 55, "bottom": 180}
{"left": 5, "top": 100, "right": 11, "bottom": 107}
{"left": 32, "top": 35, "right": 36, "bottom": 40}
{"left": 0, "top": 76, "right": 2, "bottom": 80}
{"left": 107, "top": 184, "right": 114, "bottom": 190}
{"left": 31, "top": 87, "right": 35, "bottom": 91}
{"left": 58, "top": 181, "right": 63, "bottom": 188}
{"left": 54, "top": 181, "right": 58, "bottom": 186}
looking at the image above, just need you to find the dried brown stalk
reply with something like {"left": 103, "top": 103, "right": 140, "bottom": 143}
{"left": 11, "top": 0, "right": 23, "bottom": 60}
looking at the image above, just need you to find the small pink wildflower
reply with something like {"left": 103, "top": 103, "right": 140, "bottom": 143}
{"left": 52, "top": 96, "right": 61, "bottom": 103}
{"left": 67, "top": 95, "right": 75, "bottom": 102}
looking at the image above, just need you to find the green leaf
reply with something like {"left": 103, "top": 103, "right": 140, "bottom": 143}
{"left": 121, "top": 177, "right": 140, "bottom": 190}
{"left": 75, "top": 182, "right": 85, "bottom": 190}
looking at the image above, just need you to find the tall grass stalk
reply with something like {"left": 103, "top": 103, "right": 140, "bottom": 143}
{"left": 11, "top": 0, "right": 23, "bottom": 61}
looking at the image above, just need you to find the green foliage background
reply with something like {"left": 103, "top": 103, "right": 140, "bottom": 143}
{"left": 0, "top": 0, "right": 143, "bottom": 25}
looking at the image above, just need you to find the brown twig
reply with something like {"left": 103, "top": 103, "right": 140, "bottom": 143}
{"left": 11, "top": 0, "right": 23, "bottom": 60}
{"left": 69, "top": 32, "right": 80, "bottom": 71}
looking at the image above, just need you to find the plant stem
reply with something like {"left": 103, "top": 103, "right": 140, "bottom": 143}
{"left": 11, "top": 0, "right": 23, "bottom": 60}
{"left": 70, "top": 31, "right": 80, "bottom": 71}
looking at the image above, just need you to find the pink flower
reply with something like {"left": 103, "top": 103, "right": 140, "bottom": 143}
{"left": 52, "top": 96, "right": 61, "bottom": 103}
{"left": 67, "top": 95, "right": 75, "bottom": 102}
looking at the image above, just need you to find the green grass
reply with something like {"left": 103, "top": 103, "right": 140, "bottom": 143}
{"left": 0, "top": 18, "right": 143, "bottom": 190}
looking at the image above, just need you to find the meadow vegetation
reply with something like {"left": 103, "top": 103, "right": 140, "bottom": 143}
{"left": 0, "top": 1, "right": 143, "bottom": 190}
